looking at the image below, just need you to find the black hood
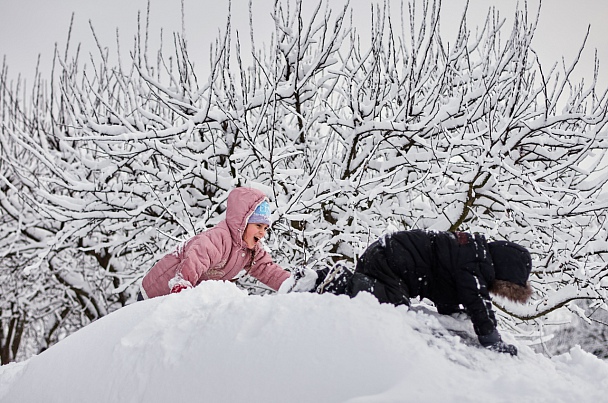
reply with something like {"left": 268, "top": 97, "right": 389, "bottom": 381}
{"left": 488, "top": 241, "right": 532, "bottom": 287}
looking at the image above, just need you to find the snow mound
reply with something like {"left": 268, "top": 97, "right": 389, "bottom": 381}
{"left": 1, "top": 281, "right": 608, "bottom": 403}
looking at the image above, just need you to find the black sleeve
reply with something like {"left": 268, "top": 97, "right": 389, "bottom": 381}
{"left": 453, "top": 235, "right": 497, "bottom": 336}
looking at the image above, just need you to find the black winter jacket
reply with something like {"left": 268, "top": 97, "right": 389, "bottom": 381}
{"left": 355, "top": 230, "right": 497, "bottom": 337}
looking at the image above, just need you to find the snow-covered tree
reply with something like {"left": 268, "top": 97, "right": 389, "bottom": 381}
{"left": 2, "top": 0, "right": 608, "bottom": 363}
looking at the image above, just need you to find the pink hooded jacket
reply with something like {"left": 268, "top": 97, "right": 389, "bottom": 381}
{"left": 141, "top": 187, "right": 290, "bottom": 298}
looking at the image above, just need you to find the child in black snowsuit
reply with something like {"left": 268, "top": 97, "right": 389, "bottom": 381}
{"left": 317, "top": 230, "right": 533, "bottom": 356}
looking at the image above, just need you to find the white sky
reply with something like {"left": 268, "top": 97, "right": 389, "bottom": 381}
{"left": 0, "top": 0, "right": 607, "bottom": 88}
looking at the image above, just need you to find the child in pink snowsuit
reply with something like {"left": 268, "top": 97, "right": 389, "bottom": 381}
{"left": 140, "top": 187, "right": 291, "bottom": 299}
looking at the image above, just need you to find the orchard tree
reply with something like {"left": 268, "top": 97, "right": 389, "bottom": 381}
{"left": 2, "top": 0, "right": 608, "bottom": 362}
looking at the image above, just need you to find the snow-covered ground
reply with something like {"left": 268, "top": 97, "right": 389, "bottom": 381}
{"left": 1, "top": 281, "right": 607, "bottom": 403}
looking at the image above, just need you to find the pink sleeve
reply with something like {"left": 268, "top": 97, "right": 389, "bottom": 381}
{"left": 248, "top": 248, "right": 291, "bottom": 291}
{"left": 177, "top": 228, "right": 228, "bottom": 286}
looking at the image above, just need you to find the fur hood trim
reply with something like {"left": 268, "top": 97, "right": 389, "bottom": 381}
{"left": 489, "top": 280, "right": 532, "bottom": 304}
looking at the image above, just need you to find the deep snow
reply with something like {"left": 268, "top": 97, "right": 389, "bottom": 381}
{"left": 1, "top": 281, "right": 608, "bottom": 403}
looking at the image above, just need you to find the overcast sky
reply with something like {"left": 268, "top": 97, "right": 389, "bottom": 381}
{"left": 1, "top": 0, "right": 607, "bottom": 88}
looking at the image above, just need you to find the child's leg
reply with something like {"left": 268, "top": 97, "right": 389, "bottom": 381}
{"left": 347, "top": 272, "right": 410, "bottom": 306}
{"left": 351, "top": 242, "right": 410, "bottom": 306}
{"left": 316, "top": 263, "right": 353, "bottom": 294}
{"left": 435, "top": 303, "right": 466, "bottom": 315}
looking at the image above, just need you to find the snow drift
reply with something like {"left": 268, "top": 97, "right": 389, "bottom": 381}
{"left": 1, "top": 281, "right": 608, "bottom": 403}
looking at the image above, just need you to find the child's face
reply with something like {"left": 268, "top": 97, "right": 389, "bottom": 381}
{"left": 243, "top": 223, "right": 269, "bottom": 249}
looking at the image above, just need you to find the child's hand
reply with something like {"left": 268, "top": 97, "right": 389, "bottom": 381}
{"left": 478, "top": 329, "right": 518, "bottom": 356}
{"left": 170, "top": 282, "right": 191, "bottom": 294}
{"left": 486, "top": 341, "right": 518, "bottom": 356}
{"left": 278, "top": 267, "right": 318, "bottom": 293}
{"left": 168, "top": 274, "right": 193, "bottom": 294}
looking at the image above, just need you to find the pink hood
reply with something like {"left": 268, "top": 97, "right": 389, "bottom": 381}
{"left": 225, "top": 187, "right": 268, "bottom": 247}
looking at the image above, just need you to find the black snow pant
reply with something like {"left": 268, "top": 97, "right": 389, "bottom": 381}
{"left": 320, "top": 241, "right": 411, "bottom": 306}
{"left": 347, "top": 271, "right": 411, "bottom": 307}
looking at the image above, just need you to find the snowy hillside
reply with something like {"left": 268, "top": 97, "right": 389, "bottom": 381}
{"left": 1, "top": 282, "right": 607, "bottom": 403}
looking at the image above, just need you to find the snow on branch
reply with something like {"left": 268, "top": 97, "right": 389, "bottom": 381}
{"left": 2, "top": 0, "right": 608, "bottom": 362}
